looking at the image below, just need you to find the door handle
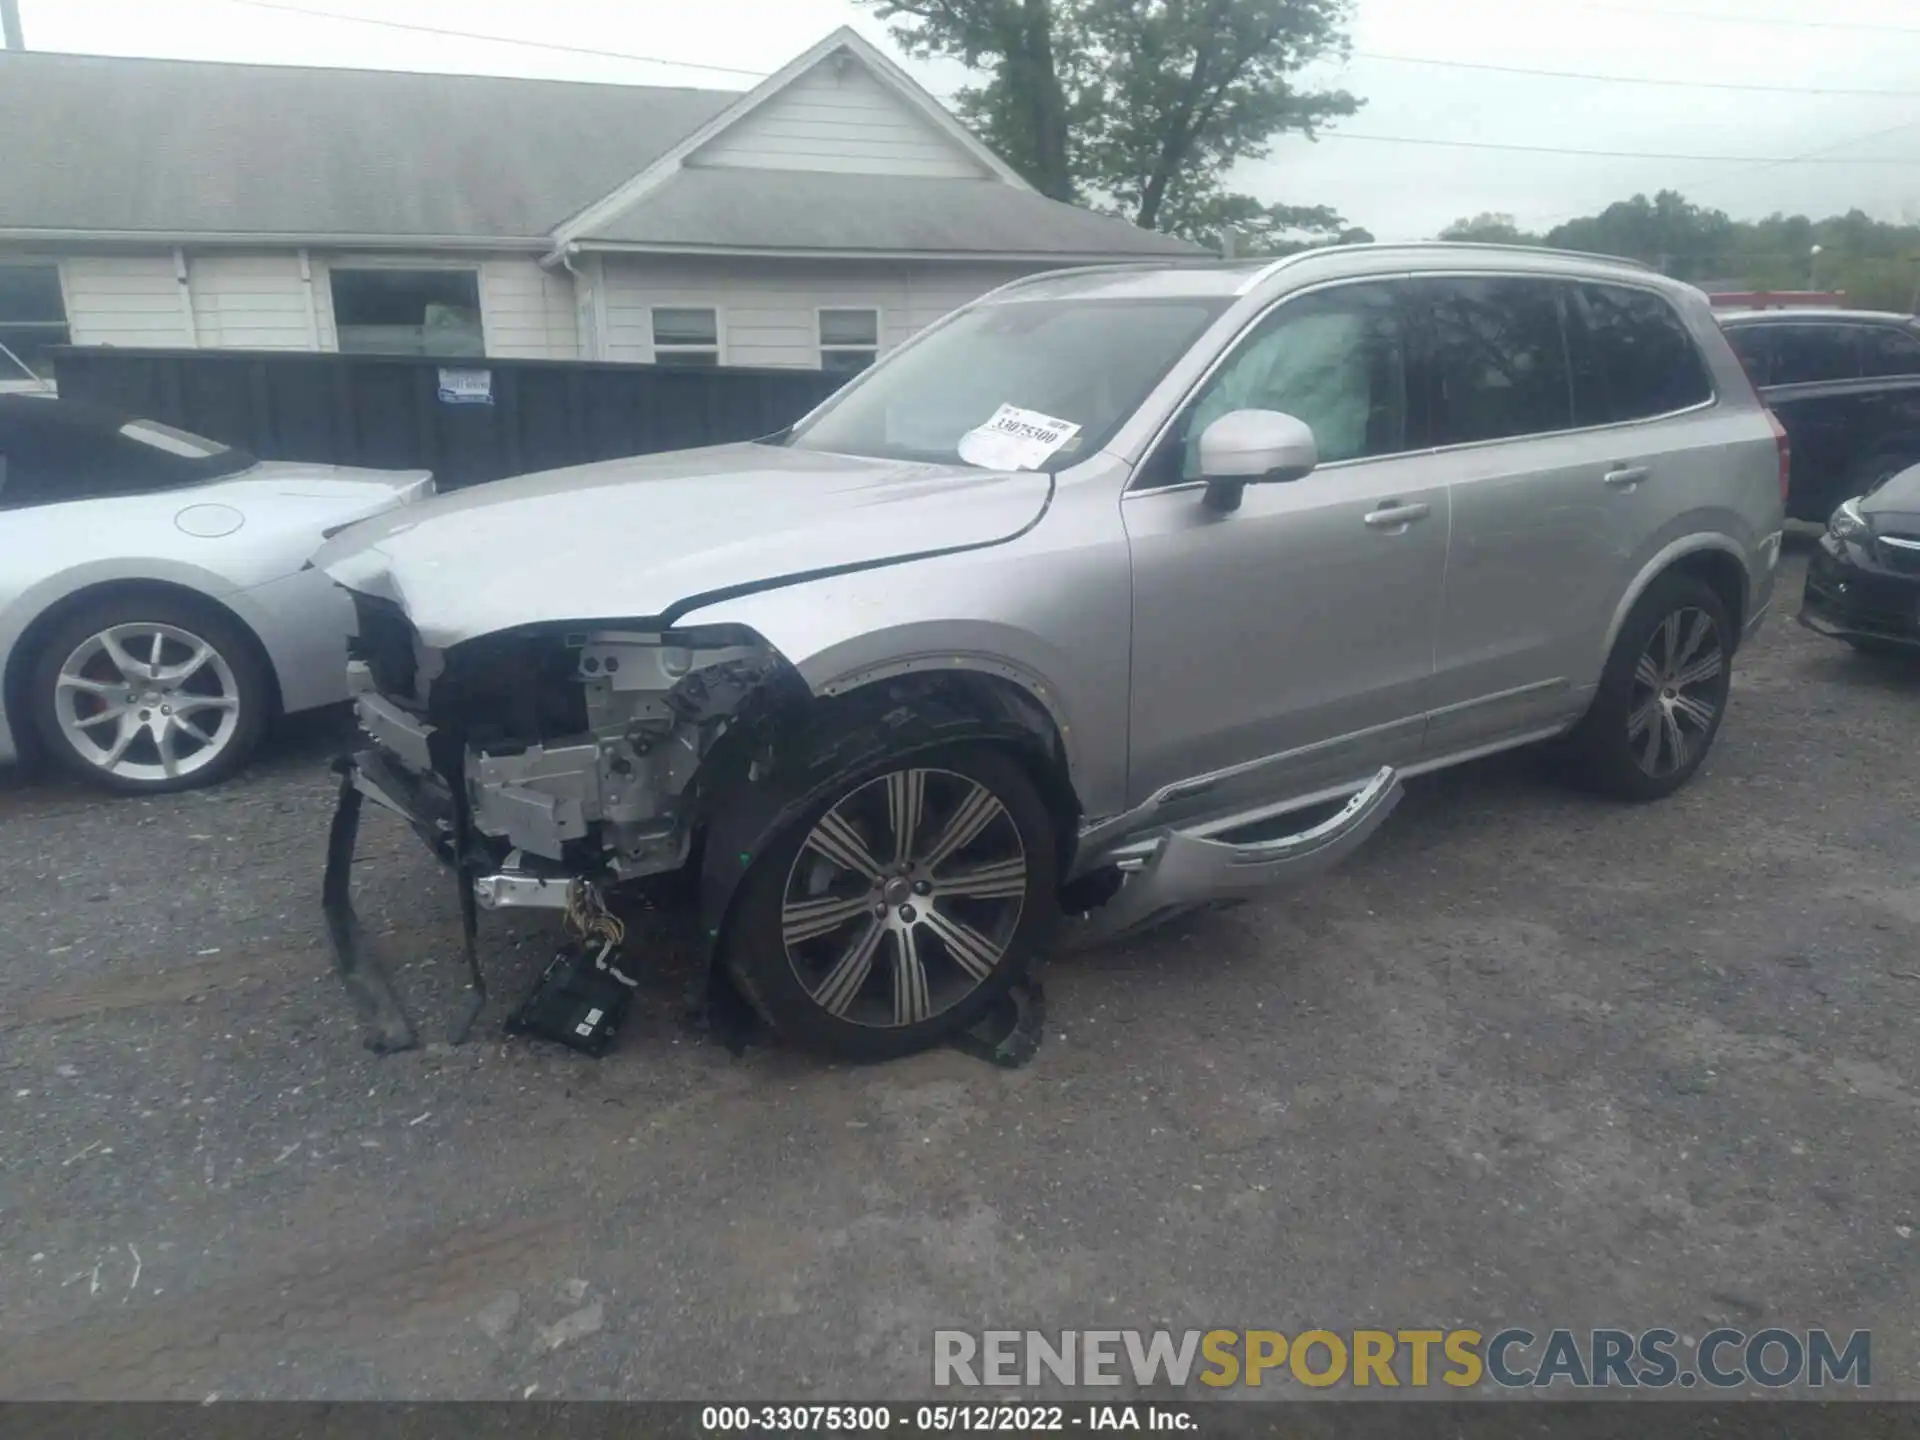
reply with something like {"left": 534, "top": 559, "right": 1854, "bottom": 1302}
{"left": 1363, "top": 501, "right": 1431, "bottom": 530}
{"left": 1604, "top": 465, "right": 1650, "bottom": 489}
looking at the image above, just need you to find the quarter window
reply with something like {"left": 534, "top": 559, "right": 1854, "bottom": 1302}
{"left": 1422, "top": 276, "right": 1573, "bottom": 445}
{"left": 1855, "top": 324, "right": 1920, "bottom": 378}
{"left": 330, "top": 268, "right": 484, "bottom": 357}
{"left": 1155, "top": 281, "right": 1410, "bottom": 484}
{"left": 819, "top": 309, "right": 880, "bottom": 375}
{"left": 1571, "top": 283, "right": 1713, "bottom": 424}
{"left": 0, "top": 265, "right": 70, "bottom": 379}
{"left": 652, "top": 307, "right": 720, "bottom": 367}
{"left": 1767, "top": 324, "right": 1859, "bottom": 386}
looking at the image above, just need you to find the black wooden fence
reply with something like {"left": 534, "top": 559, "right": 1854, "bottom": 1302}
{"left": 52, "top": 347, "right": 846, "bottom": 490}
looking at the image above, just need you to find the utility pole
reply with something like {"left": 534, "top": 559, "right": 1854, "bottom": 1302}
{"left": 0, "top": 0, "right": 23, "bottom": 51}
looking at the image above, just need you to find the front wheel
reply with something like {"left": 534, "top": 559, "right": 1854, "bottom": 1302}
{"left": 721, "top": 743, "right": 1058, "bottom": 1060}
{"left": 1559, "top": 574, "right": 1733, "bottom": 802}
{"left": 28, "top": 593, "right": 271, "bottom": 794}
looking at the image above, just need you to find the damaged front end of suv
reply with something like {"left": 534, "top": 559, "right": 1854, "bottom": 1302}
{"left": 324, "top": 590, "right": 808, "bottom": 1053}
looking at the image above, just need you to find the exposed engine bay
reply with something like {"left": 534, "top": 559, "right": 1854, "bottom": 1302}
{"left": 344, "top": 592, "right": 803, "bottom": 887}
{"left": 319, "top": 592, "right": 822, "bottom": 1054}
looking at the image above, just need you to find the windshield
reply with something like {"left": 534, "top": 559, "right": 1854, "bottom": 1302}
{"left": 786, "top": 297, "right": 1228, "bottom": 466}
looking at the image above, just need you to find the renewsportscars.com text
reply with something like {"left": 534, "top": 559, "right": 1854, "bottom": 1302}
{"left": 933, "top": 1327, "right": 1871, "bottom": 1390}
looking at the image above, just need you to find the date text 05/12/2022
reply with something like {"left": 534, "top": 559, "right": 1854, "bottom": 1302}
{"left": 701, "top": 1405, "right": 1193, "bottom": 1432}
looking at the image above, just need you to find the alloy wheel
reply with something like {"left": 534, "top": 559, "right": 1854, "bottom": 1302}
{"left": 781, "top": 767, "right": 1029, "bottom": 1029}
{"left": 53, "top": 622, "right": 243, "bottom": 784}
{"left": 1626, "top": 606, "right": 1723, "bottom": 779}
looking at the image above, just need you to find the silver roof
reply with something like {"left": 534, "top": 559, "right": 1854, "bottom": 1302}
{"left": 575, "top": 168, "right": 1207, "bottom": 257}
{"left": 0, "top": 50, "right": 733, "bottom": 240}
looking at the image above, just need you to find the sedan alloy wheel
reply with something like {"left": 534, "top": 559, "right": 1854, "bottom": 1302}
{"left": 53, "top": 621, "right": 245, "bottom": 784}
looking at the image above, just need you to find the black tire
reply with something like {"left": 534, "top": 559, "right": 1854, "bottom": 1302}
{"left": 28, "top": 591, "right": 272, "bottom": 795}
{"left": 721, "top": 742, "right": 1059, "bottom": 1061}
{"left": 1560, "top": 573, "right": 1733, "bottom": 802}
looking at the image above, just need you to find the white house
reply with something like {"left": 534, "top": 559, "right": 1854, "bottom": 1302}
{"left": 0, "top": 29, "right": 1201, "bottom": 383}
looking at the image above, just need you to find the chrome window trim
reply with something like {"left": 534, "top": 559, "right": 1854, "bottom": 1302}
{"left": 1121, "top": 268, "right": 1725, "bottom": 498}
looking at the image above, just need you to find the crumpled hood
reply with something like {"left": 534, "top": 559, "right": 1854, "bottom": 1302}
{"left": 314, "top": 442, "right": 1051, "bottom": 648}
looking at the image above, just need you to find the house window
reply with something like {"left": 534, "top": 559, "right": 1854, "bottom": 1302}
{"left": 652, "top": 307, "right": 720, "bottom": 367}
{"left": 819, "top": 309, "right": 880, "bottom": 374}
{"left": 0, "top": 265, "right": 70, "bottom": 379}
{"left": 330, "top": 268, "right": 483, "bottom": 357}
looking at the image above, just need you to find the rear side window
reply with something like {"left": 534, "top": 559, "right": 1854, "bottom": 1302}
{"left": 1570, "top": 283, "right": 1713, "bottom": 423}
{"left": 1768, "top": 325, "right": 1859, "bottom": 385}
{"left": 1856, "top": 324, "right": 1920, "bottom": 378}
{"left": 1419, "top": 277, "right": 1573, "bottom": 446}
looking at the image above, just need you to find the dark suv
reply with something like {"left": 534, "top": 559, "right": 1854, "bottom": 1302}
{"left": 1718, "top": 308, "right": 1920, "bottom": 521}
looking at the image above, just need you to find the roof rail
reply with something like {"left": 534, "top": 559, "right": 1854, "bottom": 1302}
{"left": 1232, "top": 239, "right": 1660, "bottom": 293}
{"left": 981, "top": 239, "right": 1665, "bottom": 306}
{"left": 973, "top": 257, "right": 1241, "bottom": 304}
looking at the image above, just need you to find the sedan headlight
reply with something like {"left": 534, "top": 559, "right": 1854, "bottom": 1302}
{"left": 1828, "top": 497, "right": 1871, "bottom": 543}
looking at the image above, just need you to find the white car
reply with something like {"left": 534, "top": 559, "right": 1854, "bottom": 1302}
{"left": 0, "top": 393, "right": 432, "bottom": 792}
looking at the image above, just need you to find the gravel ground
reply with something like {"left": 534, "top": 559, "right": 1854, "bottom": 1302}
{"left": 1, "top": 546, "right": 1916, "bottom": 1401}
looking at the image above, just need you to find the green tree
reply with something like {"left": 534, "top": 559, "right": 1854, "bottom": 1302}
{"left": 1438, "top": 212, "right": 1539, "bottom": 246}
{"left": 1437, "top": 191, "right": 1920, "bottom": 314}
{"left": 863, "top": 0, "right": 1362, "bottom": 244}
{"left": 1194, "top": 195, "right": 1370, "bottom": 255}
{"left": 1541, "top": 191, "right": 1737, "bottom": 281}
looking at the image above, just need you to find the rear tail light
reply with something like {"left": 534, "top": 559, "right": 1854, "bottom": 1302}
{"left": 1766, "top": 410, "right": 1791, "bottom": 502}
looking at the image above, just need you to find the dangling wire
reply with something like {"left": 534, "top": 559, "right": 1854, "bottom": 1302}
{"left": 563, "top": 878, "right": 625, "bottom": 949}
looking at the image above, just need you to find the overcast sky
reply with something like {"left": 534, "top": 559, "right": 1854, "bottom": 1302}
{"left": 14, "top": 0, "right": 1920, "bottom": 241}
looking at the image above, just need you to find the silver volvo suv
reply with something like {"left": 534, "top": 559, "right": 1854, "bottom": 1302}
{"left": 315, "top": 243, "right": 1786, "bottom": 1059}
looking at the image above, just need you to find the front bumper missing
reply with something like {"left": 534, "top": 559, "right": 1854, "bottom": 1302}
{"left": 323, "top": 746, "right": 578, "bottom": 1052}
{"left": 1065, "top": 765, "right": 1403, "bottom": 948}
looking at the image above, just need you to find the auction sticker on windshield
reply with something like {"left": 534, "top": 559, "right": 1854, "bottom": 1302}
{"left": 957, "top": 404, "right": 1082, "bottom": 471}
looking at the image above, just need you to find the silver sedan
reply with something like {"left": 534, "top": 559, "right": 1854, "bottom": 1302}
{"left": 0, "top": 393, "right": 432, "bottom": 792}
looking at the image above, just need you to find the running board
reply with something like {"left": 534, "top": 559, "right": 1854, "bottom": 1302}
{"left": 1063, "top": 766, "right": 1403, "bottom": 949}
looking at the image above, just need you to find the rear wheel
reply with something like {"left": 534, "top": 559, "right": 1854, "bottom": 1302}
{"left": 721, "top": 743, "right": 1058, "bottom": 1060}
{"left": 28, "top": 593, "right": 270, "bottom": 794}
{"left": 1560, "top": 574, "right": 1733, "bottom": 801}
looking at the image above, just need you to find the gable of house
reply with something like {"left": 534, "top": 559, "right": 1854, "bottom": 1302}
{"left": 552, "top": 29, "right": 1199, "bottom": 263}
{"left": 690, "top": 61, "right": 986, "bottom": 178}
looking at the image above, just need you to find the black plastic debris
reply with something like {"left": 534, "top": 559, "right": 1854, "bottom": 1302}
{"left": 505, "top": 941, "right": 639, "bottom": 1058}
{"left": 947, "top": 975, "right": 1046, "bottom": 1069}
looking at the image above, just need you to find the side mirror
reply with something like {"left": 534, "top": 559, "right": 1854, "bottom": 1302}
{"left": 1196, "top": 409, "right": 1318, "bottom": 513}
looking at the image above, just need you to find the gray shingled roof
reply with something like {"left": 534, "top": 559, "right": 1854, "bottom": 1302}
{"left": 0, "top": 49, "right": 1205, "bottom": 260}
{"left": 0, "top": 51, "right": 733, "bottom": 239}
{"left": 578, "top": 167, "right": 1205, "bottom": 256}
